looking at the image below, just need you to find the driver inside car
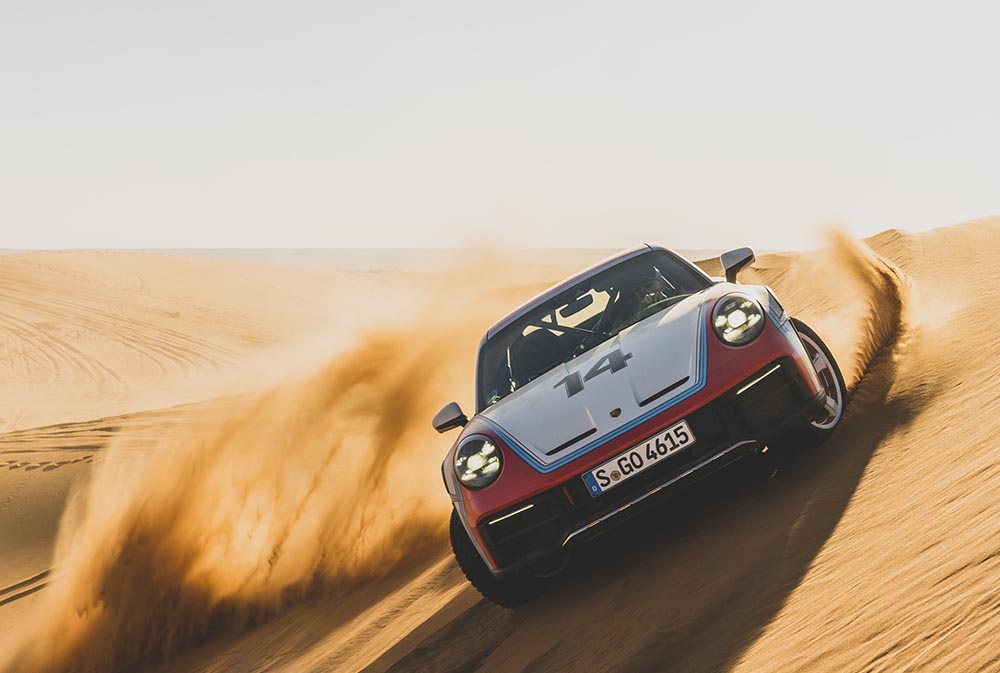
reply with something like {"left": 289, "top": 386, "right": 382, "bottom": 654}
{"left": 603, "top": 268, "right": 672, "bottom": 335}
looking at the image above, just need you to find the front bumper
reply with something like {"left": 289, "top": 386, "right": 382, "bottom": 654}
{"left": 478, "top": 357, "right": 825, "bottom": 576}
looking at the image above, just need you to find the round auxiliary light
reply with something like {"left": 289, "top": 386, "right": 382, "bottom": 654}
{"left": 712, "top": 294, "right": 765, "bottom": 346}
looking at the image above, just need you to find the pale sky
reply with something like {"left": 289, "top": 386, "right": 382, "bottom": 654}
{"left": 2, "top": 1, "right": 997, "bottom": 251}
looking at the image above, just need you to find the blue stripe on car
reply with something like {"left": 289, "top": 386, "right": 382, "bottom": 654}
{"left": 481, "top": 306, "right": 709, "bottom": 474}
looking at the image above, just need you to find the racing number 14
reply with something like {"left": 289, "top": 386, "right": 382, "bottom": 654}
{"left": 553, "top": 348, "right": 633, "bottom": 398}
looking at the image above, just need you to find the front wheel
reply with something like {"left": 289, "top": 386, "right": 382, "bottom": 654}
{"left": 450, "top": 510, "right": 544, "bottom": 608}
{"left": 770, "top": 318, "right": 848, "bottom": 451}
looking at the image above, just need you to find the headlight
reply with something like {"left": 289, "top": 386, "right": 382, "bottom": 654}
{"left": 454, "top": 437, "right": 503, "bottom": 489}
{"left": 712, "top": 294, "right": 765, "bottom": 346}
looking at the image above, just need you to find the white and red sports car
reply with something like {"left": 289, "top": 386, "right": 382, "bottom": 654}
{"left": 433, "top": 245, "right": 846, "bottom": 606}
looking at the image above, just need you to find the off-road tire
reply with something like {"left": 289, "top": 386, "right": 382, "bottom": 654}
{"left": 769, "top": 318, "right": 848, "bottom": 452}
{"left": 450, "top": 510, "right": 543, "bottom": 608}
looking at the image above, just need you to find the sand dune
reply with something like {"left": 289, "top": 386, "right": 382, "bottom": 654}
{"left": 3, "top": 220, "right": 1000, "bottom": 672}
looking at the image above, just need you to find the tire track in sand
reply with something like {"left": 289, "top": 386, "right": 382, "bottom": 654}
{"left": 0, "top": 570, "right": 51, "bottom": 608}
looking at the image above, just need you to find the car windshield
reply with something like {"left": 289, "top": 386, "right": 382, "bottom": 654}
{"left": 476, "top": 250, "right": 712, "bottom": 411}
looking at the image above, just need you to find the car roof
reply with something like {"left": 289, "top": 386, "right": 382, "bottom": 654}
{"left": 482, "top": 243, "right": 668, "bottom": 342}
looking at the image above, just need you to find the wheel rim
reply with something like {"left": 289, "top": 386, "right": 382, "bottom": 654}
{"left": 800, "top": 332, "right": 844, "bottom": 430}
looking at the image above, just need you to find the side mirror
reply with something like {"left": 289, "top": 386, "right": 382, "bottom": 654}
{"left": 720, "top": 247, "right": 756, "bottom": 283}
{"left": 432, "top": 401, "right": 468, "bottom": 433}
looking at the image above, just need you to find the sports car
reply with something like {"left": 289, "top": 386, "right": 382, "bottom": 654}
{"left": 433, "top": 245, "right": 846, "bottom": 606}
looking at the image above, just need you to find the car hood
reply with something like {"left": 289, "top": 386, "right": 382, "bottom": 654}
{"left": 479, "top": 295, "right": 708, "bottom": 473}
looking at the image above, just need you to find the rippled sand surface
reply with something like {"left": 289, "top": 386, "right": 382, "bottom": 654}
{"left": 2, "top": 220, "right": 998, "bottom": 673}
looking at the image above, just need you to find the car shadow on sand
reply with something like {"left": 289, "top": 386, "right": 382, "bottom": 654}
{"left": 371, "top": 343, "right": 935, "bottom": 673}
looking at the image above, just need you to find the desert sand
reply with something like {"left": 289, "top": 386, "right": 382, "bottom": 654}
{"left": 2, "top": 220, "right": 999, "bottom": 672}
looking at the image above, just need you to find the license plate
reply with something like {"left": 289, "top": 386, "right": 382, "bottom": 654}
{"left": 582, "top": 420, "right": 695, "bottom": 496}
